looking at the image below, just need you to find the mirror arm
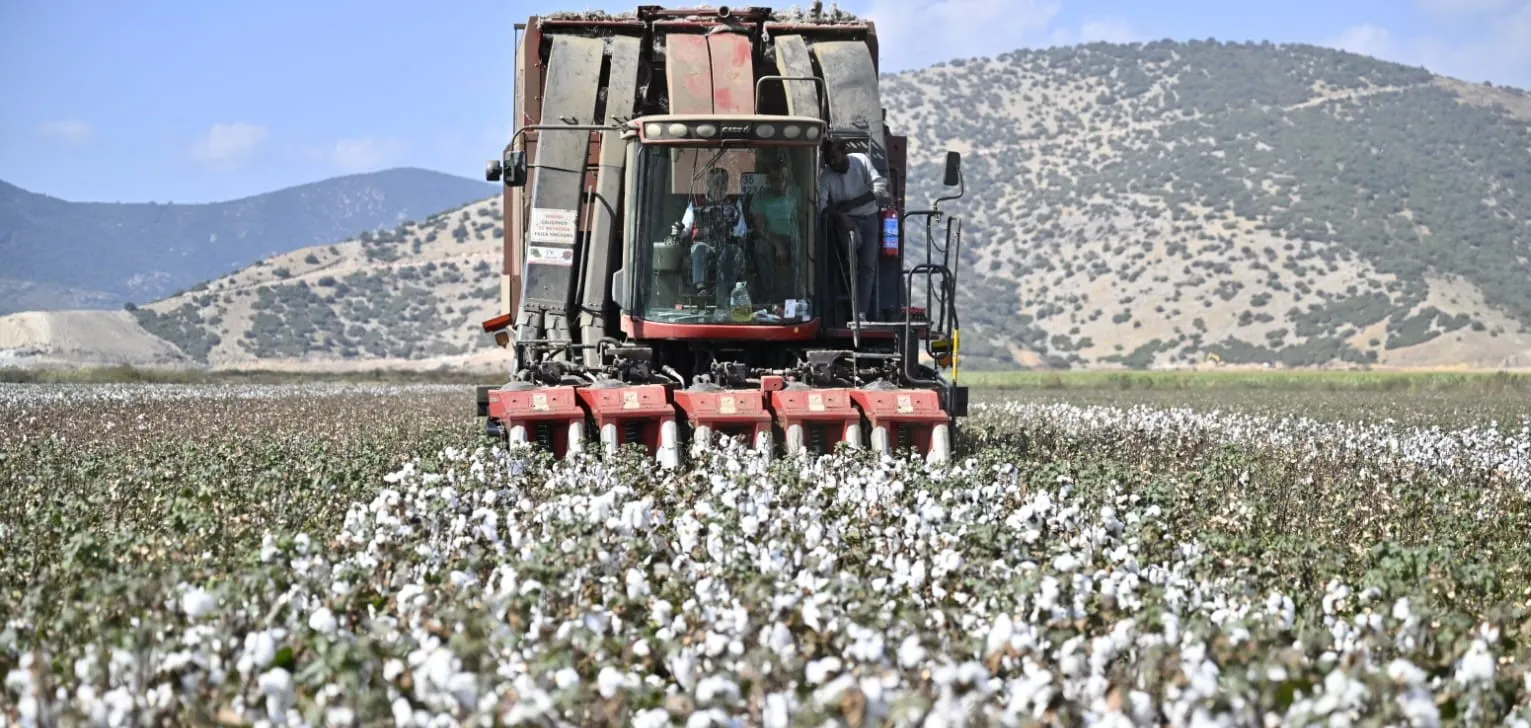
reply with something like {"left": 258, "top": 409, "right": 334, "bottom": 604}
{"left": 933, "top": 174, "right": 964, "bottom": 211}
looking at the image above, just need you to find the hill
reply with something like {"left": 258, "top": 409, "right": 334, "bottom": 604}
{"left": 110, "top": 196, "right": 512, "bottom": 371}
{"left": 888, "top": 40, "right": 1531, "bottom": 369}
{"left": 7, "top": 39, "right": 1531, "bottom": 372}
{"left": 0, "top": 168, "right": 496, "bottom": 315}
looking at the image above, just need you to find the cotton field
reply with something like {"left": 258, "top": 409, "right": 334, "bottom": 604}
{"left": 1, "top": 383, "right": 1528, "bottom": 726}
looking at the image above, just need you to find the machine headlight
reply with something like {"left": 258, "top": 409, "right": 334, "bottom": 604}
{"left": 804, "top": 125, "right": 820, "bottom": 140}
{"left": 755, "top": 124, "right": 776, "bottom": 138}
{"left": 667, "top": 122, "right": 689, "bottom": 137}
{"left": 693, "top": 123, "right": 718, "bottom": 138}
{"left": 782, "top": 125, "right": 801, "bottom": 139}
{"left": 645, "top": 122, "right": 664, "bottom": 138}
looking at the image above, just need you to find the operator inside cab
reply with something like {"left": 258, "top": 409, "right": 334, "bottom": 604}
{"left": 818, "top": 137, "right": 889, "bottom": 322}
{"left": 678, "top": 167, "right": 748, "bottom": 306}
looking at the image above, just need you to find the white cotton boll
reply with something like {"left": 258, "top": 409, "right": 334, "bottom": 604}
{"left": 447, "top": 672, "right": 479, "bottom": 711}
{"left": 324, "top": 706, "right": 356, "bottom": 727}
{"left": 1052, "top": 554, "right": 1079, "bottom": 572}
{"left": 805, "top": 657, "right": 842, "bottom": 685}
{"left": 598, "top": 666, "right": 628, "bottom": 698}
{"left": 956, "top": 661, "right": 990, "bottom": 687}
{"left": 240, "top": 631, "right": 278, "bottom": 674}
{"left": 696, "top": 675, "right": 741, "bottom": 705}
{"left": 308, "top": 607, "right": 338, "bottom": 635}
{"left": 103, "top": 687, "right": 134, "bottom": 728}
{"left": 686, "top": 710, "right": 730, "bottom": 728}
{"left": 182, "top": 586, "right": 216, "bottom": 619}
{"left": 1129, "top": 690, "right": 1154, "bottom": 725}
{"left": 1094, "top": 711, "right": 1134, "bottom": 728}
{"left": 553, "top": 667, "right": 580, "bottom": 690}
{"left": 762, "top": 623, "right": 794, "bottom": 658}
{"left": 391, "top": 697, "right": 414, "bottom": 726}
{"left": 1396, "top": 686, "right": 1439, "bottom": 727}
{"left": 985, "top": 614, "right": 1014, "bottom": 656}
{"left": 76, "top": 685, "right": 106, "bottom": 725}
{"left": 1387, "top": 659, "right": 1427, "bottom": 686}
{"left": 384, "top": 659, "right": 406, "bottom": 682}
{"left": 933, "top": 549, "right": 962, "bottom": 577}
{"left": 1454, "top": 639, "right": 1495, "bottom": 686}
{"left": 704, "top": 631, "right": 728, "bottom": 657}
{"left": 805, "top": 522, "right": 823, "bottom": 550}
{"left": 846, "top": 625, "right": 885, "bottom": 662}
{"left": 668, "top": 653, "right": 697, "bottom": 691}
{"left": 633, "top": 639, "right": 651, "bottom": 657}
{"left": 801, "top": 601, "right": 822, "bottom": 632}
{"left": 813, "top": 673, "right": 857, "bottom": 706}
{"left": 258, "top": 668, "right": 295, "bottom": 717}
{"left": 763, "top": 693, "right": 791, "bottom": 728}
{"left": 632, "top": 708, "right": 671, "bottom": 728}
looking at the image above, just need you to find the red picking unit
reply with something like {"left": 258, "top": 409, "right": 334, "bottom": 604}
{"left": 672, "top": 388, "right": 774, "bottom": 458}
{"left": 849, "top": 388, "right": 952, "bottom": 463}
{"left": 576, "top": 383, "right": 680, "bottom": 467}
{"left": 486, "top": 385, "right": 586, "bottom": 457}
{"left": 770, "top": 386, "right": 864, "bottom": 456}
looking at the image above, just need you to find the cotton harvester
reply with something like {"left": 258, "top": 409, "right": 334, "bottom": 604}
{"left": 475, "top": 3, "right": 968, "bottom": 465}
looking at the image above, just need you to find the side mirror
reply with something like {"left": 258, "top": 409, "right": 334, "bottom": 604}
{"left": 612, "top": 268, "right": 629, "bottom": 311}
{"left": 943, "top": 151, "right": 961, "bottom": 187}
{"left": 504, "top": 151, "right": 529, "bottom": 187}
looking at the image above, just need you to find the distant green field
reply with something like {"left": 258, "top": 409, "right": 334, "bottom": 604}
{"left": 9, "top": 364, "right": 1531, "bottom": 393}
{"left": 957, "top": 368, "right": 1531, "bottom": 392}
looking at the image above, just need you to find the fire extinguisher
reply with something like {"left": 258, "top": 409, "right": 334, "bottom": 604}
{"left": 881, "top": 207, "right": 900, "bottom": 257}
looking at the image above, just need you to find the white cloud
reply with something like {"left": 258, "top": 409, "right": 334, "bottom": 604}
{"left": 1323, "top": 3, "right": 1531, "bottom": 90}
{"left": 37, "top": 120, "right": 94, "bottom": 145}
{"left": 190, "top": 122, "right": 268, "bottom": 171}
{"left": 1325, "top": 23, "right": 1395, "bottom": 58}
{"left": 327, "top": 137, "right": 407, "bottom": 172}
{"left": 1049, "top": 17, "right": 1140, "bottom": 46}
{"left": 1077, "top": 18, "right": 1139, "bottom": 44}
{"left": 858, "top": 0, "right": 1063, "bottom": 71}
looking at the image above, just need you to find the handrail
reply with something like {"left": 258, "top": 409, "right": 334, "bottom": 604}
{"left": 753, "top": 75, "right": 830, "bottom": 121}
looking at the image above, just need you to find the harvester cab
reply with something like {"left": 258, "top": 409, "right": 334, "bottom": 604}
{"left": 476, "top": 4, "right": 968, "bottom": 465}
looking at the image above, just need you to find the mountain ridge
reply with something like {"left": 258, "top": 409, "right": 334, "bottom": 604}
{"left": 0, "top": 167, "right": 497, "bottom": 315}
{"left": 5, "top": 39, "right": 1531, "bottom": 371}
{"left": 888, "top": 39, "right": 1531, "bottom": 369}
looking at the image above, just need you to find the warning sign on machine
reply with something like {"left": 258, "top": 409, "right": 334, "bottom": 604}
{"left": 528, "top": 208, "right": 578, "bottom": 246}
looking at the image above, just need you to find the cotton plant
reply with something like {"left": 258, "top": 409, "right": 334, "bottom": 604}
{"left": 5, "top": 394, "right": 1531, "bottom": 726}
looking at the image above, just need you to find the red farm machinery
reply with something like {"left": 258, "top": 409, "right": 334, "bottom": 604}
{"left": 476, "top": 3, "right": 968, "bottom": 465}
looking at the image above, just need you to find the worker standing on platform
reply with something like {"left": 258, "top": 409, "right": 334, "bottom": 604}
{"left": 818, "top": 137, "right": 888, "bottom": 321}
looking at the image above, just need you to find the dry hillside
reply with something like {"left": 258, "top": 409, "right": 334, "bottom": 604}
{"left": 888, "top": 40, "right": 1531, "bottom": 369}
{"left": 125, "top": 198, "right": 512, "bottom": 372}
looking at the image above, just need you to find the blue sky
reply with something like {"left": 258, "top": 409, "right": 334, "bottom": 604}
{"left": 3, "top": 0, "right": 1528, "bottom": 204}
